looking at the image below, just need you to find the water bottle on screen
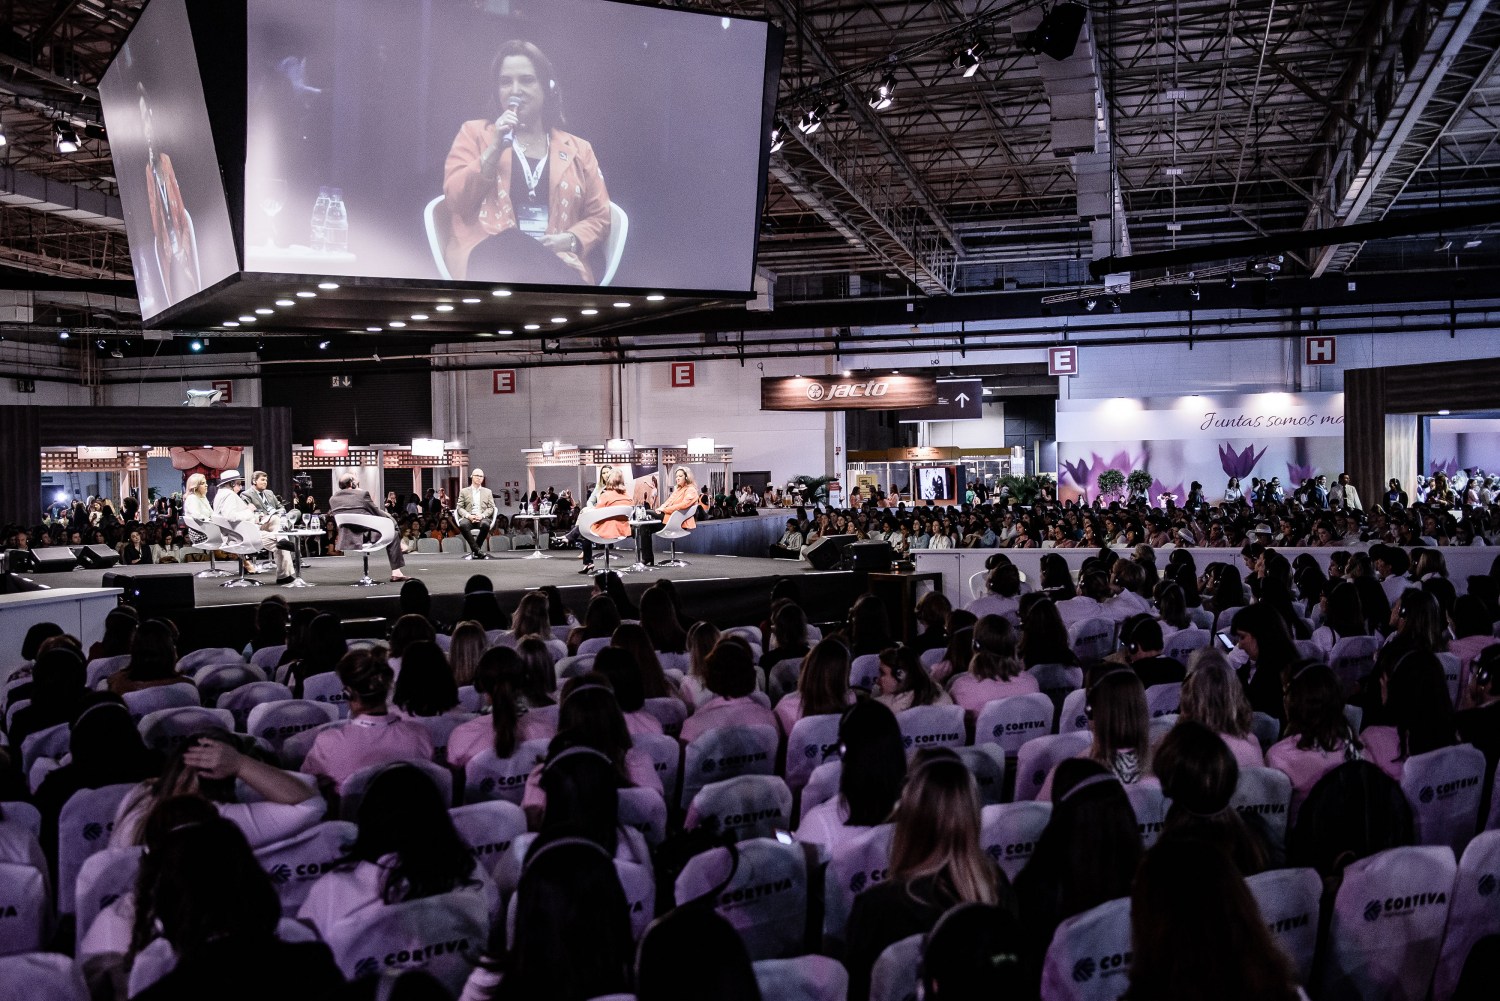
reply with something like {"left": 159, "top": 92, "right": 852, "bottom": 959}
{"left": 311, "top": 186, "right": 331, "bottom": 250}
{"left": 325, "top": 189, "right": 348, "bottom": 253}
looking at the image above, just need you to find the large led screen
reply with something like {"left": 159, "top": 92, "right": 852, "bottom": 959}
{"left": 245, "top": 0, "right": 777, "bottom": 292}
{"left": 99, "top": 0, "right": 240, "bottom": 320}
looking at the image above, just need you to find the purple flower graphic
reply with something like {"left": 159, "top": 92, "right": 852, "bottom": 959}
{"left": 1151, "top": 479, "right": 1187, "bottom": 508}
{"left": 1218, "top": 443, "right": 1266, "bottom": 480}
{"left": 1061, "top": 451, "right": 1142, "bottom": 502}
{"left": 1428, "top": 457, "right": 1459, "bottom": 477}
{"left": 1286, "top": 463, "right": 1319, "bottom": 485}
{"left": 1060, "top": 457, "right": 1093, "bottom": 493}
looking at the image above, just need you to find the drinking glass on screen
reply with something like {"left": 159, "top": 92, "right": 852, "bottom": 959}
{"left": 260, "top": 178, "right": 288, "bottom": 246}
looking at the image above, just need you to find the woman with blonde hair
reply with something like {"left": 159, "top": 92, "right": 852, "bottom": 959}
{"left": 1179, "top": 647, "right": 1264, "bottom": 768}
{"left": 447, "top": 620, "right": 487, "bottom": 689}
{"left": 639, "top": 465, "right": 700, "bottom": 567}
{"left": 844, "top": 750, "right": 1009, "bottom": 1000}
{"left": 678, "top": 620, "right": 721, "bottom": 708}
{"left": 511, "top": 591, "right": 567, "bottom": 659}
{"left": 183, "top": 473, "right": 213, "bottom": 522}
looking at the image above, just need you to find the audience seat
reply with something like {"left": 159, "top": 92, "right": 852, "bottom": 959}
{"left": 1068, "top": 618, "right": 1115, "bottom": 665}
{"left": 121, "top": 682, "right": 200, "bottom": 724}
{"left": 137, "top": 706, "right": 235, "bottom": 754}
{"left": 249, "top": 645, "right": 287, "bottom": 673}
{"left": 752, "top": 955, "right": 849, "bottom": 1001}
{"left": 218, "top": 682, "right": 296, "bottom": 730}
{"left": 0, "top": 863, "right": 47, "bottom": 957}
{"left": 246, "top": 701, "right": 340, "bottom": 759}
{"left": 918, "top": 647, "right": 945, "bottom": 670}
{"left": 1328, "top": 636, "right": 1381, "bottom": 696}
{"left": 84, "top": 655, "right": 131, "bottom": 690}
{"left": 1230, "top": 766, "right": 1294, "bottom": 855}
{"left": 1250, "top": 712, "right": 1282, "bottom": 752}
{"left": 1040, "top": 895, "right": 1133, "bottom": 1001}
{"left": 680, "top": 724, "right": 778, "bottom": 809}
{"left": 554, "top": 655, "right": 596, "bottom": 685}
{"left": 407, "top": 713, "right": 478, "bottom": 764}
{"left": 1436, "top": 652, "right": 1463, "bottom": 705}
{"left": 463, "top": 739, "right": 550, "bottom": 805}
{"left": 1161, "top": 628, "right": 1210, "bottom": 663}
{"left": 869, "top": 933, "right": 923, "bottom": 1001}
{"left": 254, "top": 820, "right": 359, "bottom": 916}
{"left": 685, "top": 775, "right": 793, "bottom": 841}
{"left": 955, "top": 744, "right": 1008, "bottom": 806}
{"left": 1244, "top": 866, "right": 1322, "bottom": 986}
{"left": 323, "top": 888, "right": 489, "bottom": 994}
{"left": 974, "top": 692, "right": 1056, "bottom": 756}
{"left": 766, "top": 658, "right": 803, "bottom": 704}
{"left": 1027, "top": 662, "right": 1085, "bottom": 700}
{"left": 73, "top": 845, "right": 142, "bottom": 951}
{"left": 1058, "top": 688, "right": 1091, "bottom": 735}
{"left": 783, "top": 714, "right": 842, "bottom": 792}
{"left": 178, "top": 647, "right": 245, "bottom": 673}
{"left": 18, "top": 723, "right": 68, "bottom": 779}
{"left": 278, "top": 719, "right": 347, "bottom": 770}
{"left": 631, "top": 732, "right": 682, "bottom": 808}
{"left": 1399, "top": 743, "right": 1486, "bottom": 856}
{"left": 340, "top": 759, "right": 453, "bottom": 820}
{"left": 823, "top": 822, "right": 895, "bottom": 945}
{"left": 1214, "top": 607, "right": 1244, "bottom": 631}
{"left": 676, "top": 838, "right": 812, "bottom": 961}
{"left": 896, "top": 704, "right": 966, "bottom": 753}
{"left": 618, "top": 787, "right": 669, "bottom": 848}
{"left": 980, "top": 800, "right": 1052, "bottom": 880}
{"left": 194, "top": 663, "right": 268, "bottom": 705}
{"left": 301, "top": 671, "right": 352, "bottom": 719}
{"left": 447, "top": 801, "right": 528, "bottom": 884}
{"left": 1143, "top": 683, "right": 1182, "bottom": 719}
{"left": 641, "top": 697, "right": 688, "bottom": 739}
{"left": 1014, "top": 731, "right": 1092, "bottom": 801}
{"left": 0, "top": 804, "right": 39, "bottom": 841}
{"left": 456, "top": 685, "right": 484, "bottom": 714}
{"left": 799, "top": 761, "right": 842, "bottom": 818}
{"left": 849, "top": 653, "right": 881, "bottom": 691}
{"left": 56, "top": 782, "right": 137, "bottom": 915}
{"left": 1432, "top": 829, "right": 1500, "bottom": 1000}
{"left": 1320, "top": 844, "right": 1457, "bottom": 1001}
{"left": 0, "top": 953, "right": 88, "bottom": 1001}
{"left": 1125, "top": 783, "right": 1169, "bottom": 849}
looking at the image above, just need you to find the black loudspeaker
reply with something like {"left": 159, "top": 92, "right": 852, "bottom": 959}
{"left": 75, "top": 544, "right": 120, "bottom": 570}
{"left": 848, "top": 540, "right": 896, "bottom": 572}
{"left": 16, "top": 546, "right": 80, "bottom": 573}
{"left": 101, "top": 571, "right": 196, "bottom": 613}
{"left": 804, "top": 534, "right": 857, "bottom": 571}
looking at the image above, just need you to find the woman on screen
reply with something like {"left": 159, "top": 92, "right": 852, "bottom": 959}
{"left": 443, "top": 40, "right": 612, "bottom": 285}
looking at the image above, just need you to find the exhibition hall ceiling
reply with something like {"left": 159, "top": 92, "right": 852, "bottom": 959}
{"left": 2, "top": 0, "right": 1500, "bottom": 344}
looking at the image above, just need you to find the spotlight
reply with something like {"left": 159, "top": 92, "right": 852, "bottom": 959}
{"left": 0, "top": 120, "right": 7, "bottom": 147}
{"left": 1022, "top": 3, "right": 1086, "bottom": 61}
{"left": 953, "top": 40, "right": 987, "bottom": 77}
{"left": 255, "top": 308, "right": 274, "bottom": 315}
{"left": 646, "top": 294, "right": 666, "bottom": 301}
{"left": 318, "top": 282, "right": 340, "bottom": 290}
{"left": 796, "top": 105, "right": 825, "bottom": 135}
{"left": 58, "top": 329, "right": 70, "bottom": 341}
{"left": 769, "top": 125, "right": 785, "bottom": 153}
{"left": 189, "top": 339, "right": 203, "bottom": 352}
{"left": 1189, "top": 283, "right": 1201, "bottom": 301}
{"left": 868, "top": 74, "right": 897, "bottom": 110}
{"left": 275, "top": 299, "right": 295, "bottom": 307}
{"left": 435, "top": 304, "right": 455, "bottom": 312}
{"left": 318, "top": 340, "right": 331, "bottom": 350}
{"left": 53, "top": 122, "right": 80, "bottom": 153}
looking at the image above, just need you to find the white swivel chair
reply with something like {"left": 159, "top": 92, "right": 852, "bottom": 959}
{"left": 450, "top": 507, "right": 498, "bottom": 560}
{"left": 213, "top": 517, "right": 266, "bottom": 588}
{"left": 654, "top": 507, "right": 695, "bottom": 567}
{"left": 425, "top": 195, "right": 628, "bottom": 286}
{"left": 331, "top": 512, "right": 397, "bottom": 587}
{"left": 576, "top": 504, "right": 630, "bottom": 573}
{"left": 182, "top": 512, "right": 230, "bottom": 577}
{"left": 600, "top": 201, "right": 629, "bottom": 285}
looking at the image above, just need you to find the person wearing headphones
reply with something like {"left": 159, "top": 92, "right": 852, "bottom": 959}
{"left": 1119, "top": 614, "right": 1186, "bottom": 688}
{"left": 1457, "top": 646, "right": 1500, "bottom": 825}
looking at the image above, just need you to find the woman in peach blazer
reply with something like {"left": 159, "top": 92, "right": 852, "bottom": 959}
{"left": 579, "top": 469, "right": 631, "bottom": 574}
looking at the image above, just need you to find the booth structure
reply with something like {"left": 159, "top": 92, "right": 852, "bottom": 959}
{"left": 291, "top": 441, "right": 470, "bottom": 503}
{"left": 846, "top": 446, "right": 1024, "bottom": 504}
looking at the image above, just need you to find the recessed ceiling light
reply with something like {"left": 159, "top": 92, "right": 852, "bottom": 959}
{"left": 477, "top": 332, "right": 495, "bottom": 338}
{"left": 435, "top": 304, "right": 455, "bottom": 312}
{"left": 550, "top": 316, "right": 567, "bottom": 324}
{"left": 524, "top": 323, "right": 541, "bottom": 330}
{"left": 410, "top": 313, "right": 430, "bottom": 321}
{"left": 295, "top": 291, "right": 316, "bottom": 298}
{"left": 613, "top": 302, "right": 630, "bottom": 308}
{"left": 461, "top": 297, "right": 481, "bottom": 304}
{"left": 492, "top": 289, "right": 513, "bottom": 297}
{"left": 581, "top": 309, "right": 599, "bottom": 316}
{"left": 275, "top": 299, "right": 295, "bottom": 307}
{"left": 366, "top": 326, "right": 383, "bottom": 333}
{"left": 317, "top": 282, "right": 339, "bottom": 290}
{"left": 238, "top": 316, "right": 257, "bottom": 323}
{"left": 222, "top": 321, "right": 240, "bottom": 327}
{"left": 646, "top": 294, "right": 666, "bottom": 301}
{"left": 388, "top": 321, "right": 407, "bottom": 328}
{"left": 497, "top": 329, "right": 514, "bottom": 336}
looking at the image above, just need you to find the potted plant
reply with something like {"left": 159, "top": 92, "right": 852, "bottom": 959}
{"left": 1126, "top": 469, "right": 1153, "bottom": 502}
{"left": 1097, "top": 469, "right": 1126, "bottom": 502}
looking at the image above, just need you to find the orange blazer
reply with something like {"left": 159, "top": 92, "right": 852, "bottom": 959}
{"left": 590, "top": 488, "right": 632, "bottom": 540}
{"left": 660, "top": 485, "right": 700, "bottom": 530}
{"left": 443, "top": 120, "right": 611, "bottom": 283}
{"left": 145, "top": 152, "right": 195, "bottom": 302}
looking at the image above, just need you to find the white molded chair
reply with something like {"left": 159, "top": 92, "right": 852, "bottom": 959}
{"left": 340, "top": 759, "right": 454, "bottom": 820}
{"left": 255, "top": 820, "right": 359, "bottom": 915}
{"left": 0, "top": 863, "right": 47, "bottom": 957}
{"left": 425, "top": 196, "right": 628, "bottom": 286}
{"left": 654, "top": 507, "right": 694, "bottom": 567}
{"left": 753, "top": 956, "right": 848, "bottom": 1001}
{"left": 869, "top": 933, "right": 923, "bottom": 1001}
{"left": 685, "top": 775, "right": 792, "bottom": 841}
{"left": 137, "top": 706, "right": 234, "bottom": 754}
{"left": 1013, "top": 731, "right": 1092, "bottom": 801}
{"left": 823, "top": 822, "right": 895, "bottom": 944}
{"left": 247, "top": 699, "right": 341, "bottom": 755}
{"left": 1399, "top": 743, "right": 1486, "bottom": 856}
{"left": 463, "top": 739, "right": 550, "bottom": 804}
{"left": 332, "top": 512, "right": 398, "bottom": 587}
{"left": 1231, "top": 766, "right": 1293, "bottom": 855}
{"left": 121, "top": 682, "right": 200, "bottom": 724}
{"left": 1040, "top": 896, "right": 1133, "bottom": 1001}
{"left": 896, "top": 704, "right": 966, "bottom": 753}
{"left": 56, "top": 782, "right": 137, "bottom": 915}
{"left": 448, "top": 800, "right": 528, "bottom": 880}
{"left": 783, "top": 713, "right": 842, "bottom": 792}
{"left": 324, "top": 888, "right": 488, "bottom": 992}
{"left": 74, "top": 846, "right": 142, "bottom": 951}
{"left": 1432, "top": 830, "right": 1500, "bottom": 1000}
{"left": 980, "top": 800, "right": 1053, "bottom": 880}
{"left": 179, "top": 647, "right": 245, "bottom": 672}
{"left": 0, "top": 952, "right": 87, "bottom": 1001}
{"left": 1245, "top": 866, "right": 1322, "bottom": 986}
{"left": 218, "top": 682, "right": 295, "bottom": 730}
{"left": 632, "top": 732, "right": 682, "bottom": 808}
{"left": 975, "top": 692, "right": 1056, "bottom": 756}
{"left": 577, "top": 505, "right": 631, "bottom": 573}
{"left": 677, "top": 839, "right": 810, "bottom": 961}
{"left": 680, "top": 724, "right": 779, "bottom": 808}
{"left": 182, "top": 512, "right": 230, "bottom": 577}
{"left": 600, "top": 201, "right": 629, "bottom": 285}
{"left": 213, "top": 517, "right": 267, "bottom": 588}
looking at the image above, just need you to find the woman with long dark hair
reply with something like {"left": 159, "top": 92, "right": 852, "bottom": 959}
{"left": 446, "top": 646, "right": 556, "bottom": 770}
{"left": 1229, "top": 604, "right": 1299, "bottom": 720}
{"left": 795, "top": 701, "right": 907, "bottom": 850}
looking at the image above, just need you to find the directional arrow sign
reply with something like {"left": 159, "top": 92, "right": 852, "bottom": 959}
{"left": 899, "top": 379, "right": 985, "bottom": 423}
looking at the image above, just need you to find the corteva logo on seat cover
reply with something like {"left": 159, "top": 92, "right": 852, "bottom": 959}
{"left": 1417, "top": 775, "right": 1480, "bottom": 803}
{"left": 354, "top": 939, "right": 471, "bottom": 977}
{"left": 1363, "top": 892, "right": 1448, "bottom": 921}
{"left": 1073, "top": 951, "right": 1132, "bottom": 982}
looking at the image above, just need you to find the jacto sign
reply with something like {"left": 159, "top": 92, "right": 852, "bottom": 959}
{"left": 761, "top": 374, "right": 937, "bottom": 411}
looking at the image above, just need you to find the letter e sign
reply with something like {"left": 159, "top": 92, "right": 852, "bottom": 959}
{"left": 492, "top": 369, "right": 517, "bottom": 394}
{"left": 670, "top": 362, "right": 695, "bottom": 388}
{"left": 1047, "top": 346, "right": 1079, "bottom": 377}
{"left": 211, "top": 380, "right": 233, "bottom": 403}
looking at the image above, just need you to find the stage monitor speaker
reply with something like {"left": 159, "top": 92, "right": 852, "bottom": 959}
{"left": 15, "top": 546, "right": 79, "bottom": 573}
{"left": 101, "top": 571, "right": 196, "bottom": 614}
{"left": 75, "top": 544, "right": 120, "bottom": 570}
{"left": 804, "top": 534, "right": 857, "bottom": 571}
{"left": 848, "top": 540, "right": 896, "bottom": 573}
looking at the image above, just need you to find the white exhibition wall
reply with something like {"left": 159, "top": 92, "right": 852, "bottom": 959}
{"left": 1427, "top": 417, "right": 1500, "bottom": 477}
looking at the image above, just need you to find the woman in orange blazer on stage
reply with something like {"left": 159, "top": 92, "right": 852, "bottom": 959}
{"left": 640, "top": 466, "right": 701, "bottom": 566}
{"left": 578, "top": 468, "right": 632, "bottom": 574}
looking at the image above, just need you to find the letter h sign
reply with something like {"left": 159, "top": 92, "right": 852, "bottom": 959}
{"left": 1304, "top": 336, "right": 1336, "bottom": 365}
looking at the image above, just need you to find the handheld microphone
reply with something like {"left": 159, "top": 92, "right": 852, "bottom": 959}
{"left": 500, "top": 96, "right": 522, "bottom": 142}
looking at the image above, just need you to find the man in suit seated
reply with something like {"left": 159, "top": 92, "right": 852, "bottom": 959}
{"left": 328, "top": 473, "right": 408, "bottom": 582}
{"left": 456, "top": 468, "right": 496, "bottom": 560}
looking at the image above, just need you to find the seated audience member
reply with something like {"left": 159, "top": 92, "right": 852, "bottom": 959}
{"left": 1457, "top": 646, "right": 1500, "bottom": 821}
{"left": 965, "top": 565, "right": 1021, "bottom": 621}
{"left": 1229, "top": 604, "right": 1299, "bottom": 721}
{"left": 1360, "top": 647, "right": 1456, "bottom": 782}
{"left": 568, "top": 594, "right": 621, "bottom": 656}
{"left": 1154, "top": 721, "right": 1271, "bottom": 874}
{"left": 388, "top": 613, "right": 437, "bottom": 669}
{"left": 638, "top": 586, "right": 689, "bottom": 658}
{"left": 609, "top": 623, "right": 681, "bottom": 701}
{"left": 302, "top": 648, "right": 434, "bottom": 795}
{"left": 1286, "top": 760, "right": 1414, "bottom": 881}
{"left": 1118, "top": 614, "right": 1186, "bottom": 688}
{"left": 875, "top": 644, "right": 953, "bottom": 713}
{"left": 1126, "top": 835, "right": 1301, "bottom": 1001}
{"left": 1055, "top": 571, "right": 1111, "bottom": 629}
{"left": 947, "top": 615, "right": 1040, "bottom": 718}
{"left": 679, "top": 620, "right": 722, "bottom": 708}
{"left": 911, "top": 591, "right": 953, "bottom": 653}
{"left": 285, "top": 613, "right": 349, "bottom": 697}
{"left": 7, "top": 645, "right": 87, "bottom": 750}
{"left": 111, "top": 730, "right": 324, "bottom": 849}
{"left": 1017, "top": 598, "right": 1079, "bottom": 672}
{"left": 760, "top": 601, "right": 811, "bottom": 674}
{"left": 392, "top": 639, "right": 464, "bottom": 717}
{"left": 1310, "top": 580, "right": 1368, "bottom": 657}
{"left": 299, "top": 763, "right": 495, "bottom": 941}
{"left": 88, "top": 607, "right": 139, "bottom": 663}
{"left": 773, "top": 637, "right": 853, "bottom": 736}
{"left": 1154, "top": 580, "right": 1195, "bottom": 639}
{"left": 635, "top": 903, "right": 762, "bottom": 1001}
{"left": 929, "top": 612, "right": 978, "bottom": 686}
{"left": 848, "top": 593, "right": 895, "bottom": 658}
{"left": 593, "top": 646, "right": 664, "bottom": 737}
{"left": 843, "top": 751, "right": 1012, "bottom": 1001}
{"left": 447, "top": 620, "right": 488, "bottom": 690}
{"left": 1449, "top": 594, "right": 1500, "bottom": 704}
{"left": 796, "top": 701, "right": 907, "bottom": 851}
{"left": 1103, "top": 560, "right": 1152, "bottom": 621}
{"left": 918, "top": 902, "right": 1026, "bottom": 1001}
{"left": 1266, "top": 663, "right": 1364, "bottom": 822}
{"left": 1178, "top": 648, "right": 1265, "bottom": 769}
{"left": 108, "top": 619, "right": 189, "bottom": 696}
{"left": 1013, "top": 759, "right": 1141, "bottom": 985}
{"left": 511, "top": 592, "right": 568, "bottom": 660}
{"left": 679, "top": 640, "right": 777, "bottom": 744}
{"left": 447, "top": 647, "right": 556, "bottom": 770}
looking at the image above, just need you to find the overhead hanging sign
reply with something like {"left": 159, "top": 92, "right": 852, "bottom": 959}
{"left": 312, "top": 438, "right": 350, "bottom": 457}
{"left": 899, "top": 379, "right": 984, "bottom": 423}
{"left": 761, "top": 374, "right": 936, "bottom": 411}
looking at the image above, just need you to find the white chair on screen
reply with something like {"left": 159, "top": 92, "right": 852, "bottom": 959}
{"left": 255, "top": 820, "right": 359, "bottom": 916}
{"left": 685, "top": 775, "right": 792, "bottom": 841}
{"left": 0, "top": 863, "right": 47, "bottom": 956}
{"left": 1432, "top": 830, "right": 1500, "bottom": 1000}
{"left": 56, "top": 782, "right": 137, "bottom": 915}
{"left": 980, "top": 800, "right": 1052, "bottom": 881}
{"left": 324, "top": 889, "right": 489, "bottom": 993}
{"left": 896, "top": 704, "right": 966, "bottom": 752}
{"left": 823, "top": 823, "right": 895, "bottom": 945}
{"left": 974, "top": 692, "right": 1056, "bottom": 756}
{"left": 676, "top": 839, "right": 810, "bottom": 961}
{"left": 1399, "top": 743, "right": 1486, "bottom": 856}
{"left": 631, "top": 732, "right": 682, "bottom": 807}
{"left": 1244, "top": 866, "right": 1322, "bottom": 986}
{"left": 1040, "top": 896, "right": 1133, "bottom": 1001}
{"left": 0, "top": 952, "right": 87, "bottom": 1001}
{"left": 753, "top": 955, "right": 848, "bottom": 1001}
{"left": 1320, "top": 844, "right": 1457, "bottom": 1001}
{"left": 680, "top": 724, "right": 778, "bottom": 809}
{"left": 869, "top": 934, "right": 923, "bottom": 1001}
{"left": 73, "top": 845, "right": 142, "bottom": 951}
{"left": 463, "top": 739, "right": 549, "bottom": 804}
{"left": 1230, "top": 766, "right": 1293, "bottom": 855}
{"left": 783, "top": 713, "right": 842, "bottom": 792}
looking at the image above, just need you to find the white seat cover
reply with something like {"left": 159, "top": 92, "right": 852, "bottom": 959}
{"left": 195, "top": 663, "right": 268, "bottom": 703}
{"left": 0, "top": 952, "right": 87, "bottom": 1001}
{"left": 73, "top": 846, "right": 142, "bottom": 951}
{"left": 870, "top": 933, "right": 923, "bottom": 1001}
{"left": 1231, "top": 767, "right": 1293, "bottom": 855}
{"left": 1014, "top": 731, "right": 1092, "bottom": 801}
{"left": 955, "top": 744, "right": 1008, "bottom": 806}
{"left": 1399, "top": 744, "right": 1486, "bottom": 856}
{"left": 1436, "top": 652, "right": 1462, "bottom": 705}
{"left": 783, "top": 714, "right": 842, "bottom": 791}
{"left": 256, "top": 821, "right": 359, "bottom": 915}
{"left": 1143, "top": 683, "right": 1181, "bottom": 719}
{"left": 676, "top": 839, "right": 809, "bottom": 961}
{"left": 631, "top": 732, "right": 682, "bottom": 806}
{"left": 1069, "top": 618, "right": 1115, "bottom": 664}
{"left": 1250, "top": 712, "right": 1282, "bottom": 752}
{"left": 218, "top": 682, "right": 295, "bottom": 730}
{"left": 178, "top": 647, "right": 244, "bottom": 672}
{"left": 56, "top": 782, "right": 136, "bottom": 915}
{"left": 1321, "top": 844, "right": 1457, "bottom": 1001}
{"left": 618, "top": 787, "right": 669, "bottom": 847}
{"left": 616, "top": 858, "right": 656, "bottom": 941}
{"left": 277, "top": 719, "right": 347, "bottom": 769}
{"left": 121, "top": 682, "right": 199, "bottom": 723}
{"left": 823, "top": 823, "right": 895, "bottom": 943}
{"left": 686, "top": 775, "right": 793, "bottom": 842}
{"left": 341, "top": 759, "right": 453, "bottom": 820}
{"left": 800, "top": 761, "right": 842, "bottom": 817}
{"left": 247, "top": 700, "right": 341, "bottom": 747}
{"left": 137, "top": 706, "right": 235, "bottom": 754}
{"left": 974, "top": 692, "right": 1056, "bottom": 756}
{"left": 250, "top": 645, "right": 287, "bottom": 672}
{"left": 752, "top": 955, "right": 849, "bottom": 1001}
{"left": 1245, "top": 867, "right": 1322, "bottom": 986}
{"left": 1432, "top": 830, "right": 1500, "bottom": 1000}
{"left": 1028, "top": 663, "right": 1084, "bottom": 694}
{"left": 642, "top": 697, "right": 688, "bottom": 738}
{"left": 455, "top": 685, "right": 483, "bottom": 713}
{"left": 19, "top": 723, "right": 69, "bottom": 777}
{"left": 0, "top": 863, "right": 47, "bottom": 957}
{"left": 919, "top": 647, "right": 944, "bottom": 669}
{"left": 897, "top": 704, "right": 966, "bottom": 753}
{"left": 463, "top": 739, "right": 550, "bottom": 804}
{"left": 301, "top": 671, "right": 351, "bottom": 719}
{"left": 1162, "top": 629, "right": 1210, "bottom": 662}
{"left": 1328, "top": 635, "right": 1381, "bottom": 694}
{"left": 325, "top": 888, "right": 489, "bottom": 993}
{"left": 0, "top": 805, "right": 39, "bottom": 840}
{"left": 448, "top": 801, "right": 527, "bottom": 880}
{"left": 980, "top": 801, "right": 1053, "bottom": 880}
{"left": 1125, "top": 783, "right": 1169, "bottom": 849}
{"left": 85, "top": 654, "right": 131, "bottom": 691}
{"left": 1040, "top": 896, "right": 1133, "bottom": 1001}
{"left": 1058, "top": 688, "right": 1090, "bottom": 735}
{"left": 555, "top": 655, "right": 596, "bottom": 684}
{"left": 680, "top": 724, "right": 779, "bottom": 808}
{"left": 849, "top": 654, "right": 881, "bottom": 690}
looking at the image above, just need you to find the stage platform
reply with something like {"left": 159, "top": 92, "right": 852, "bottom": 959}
{"left": 54, "top": 550, "right": 863, "bottom": 651}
